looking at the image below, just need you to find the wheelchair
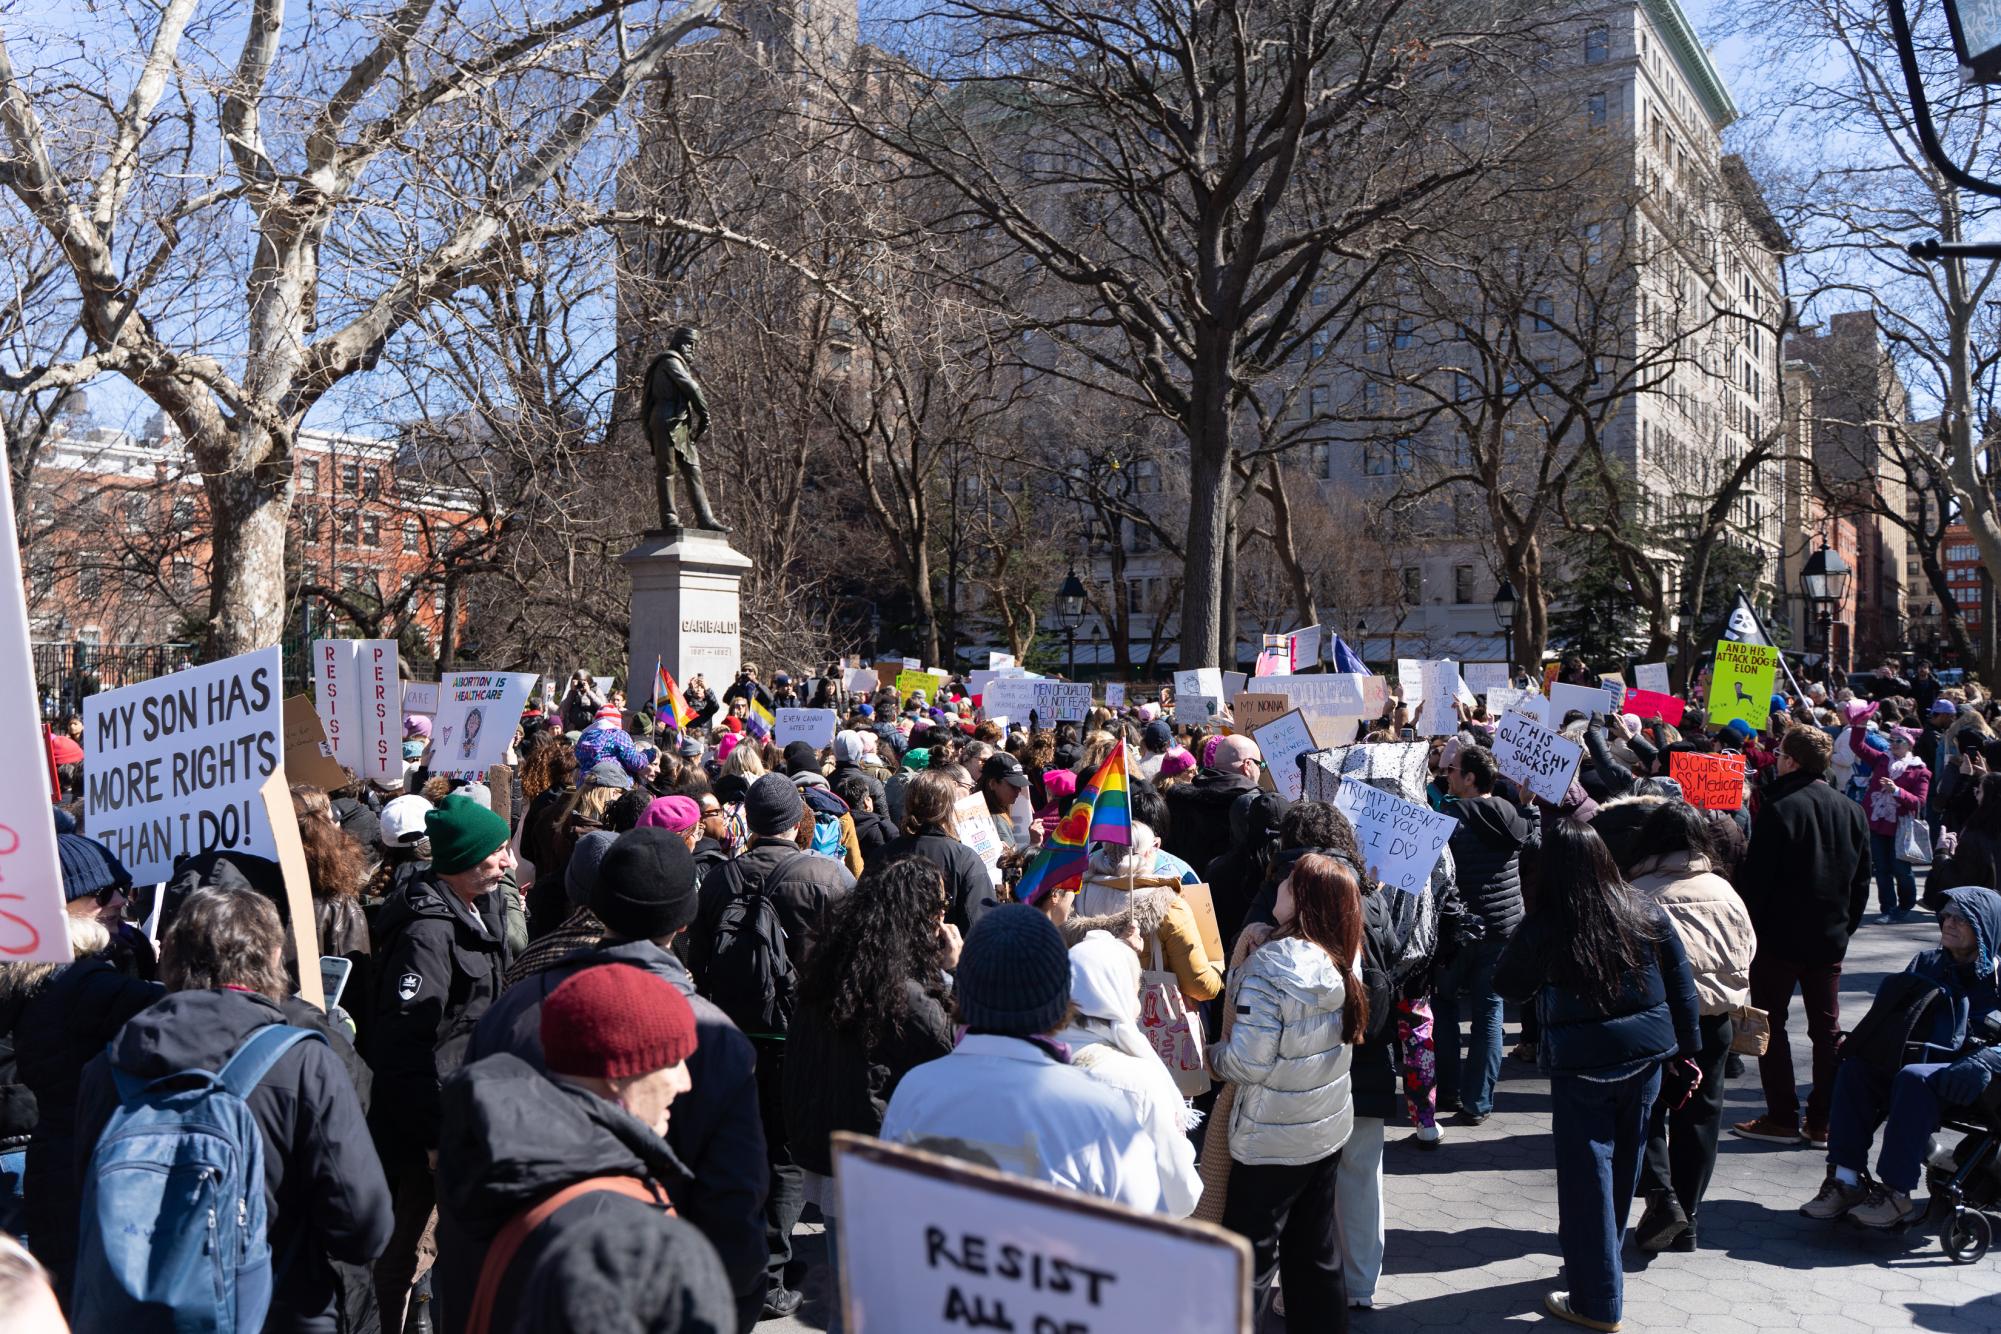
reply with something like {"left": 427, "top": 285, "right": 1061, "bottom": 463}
{"left": 1924, "top": 1020, "right": 2001, "bottom": 1264}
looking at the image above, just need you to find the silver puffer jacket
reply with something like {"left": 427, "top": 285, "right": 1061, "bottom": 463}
{"left": 1209, "top": 934, "right": 1355, "bottom": 1167}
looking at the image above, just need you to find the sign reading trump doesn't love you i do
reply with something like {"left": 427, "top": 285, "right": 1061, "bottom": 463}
{"left": 85, "top": 648, "right": 284, "bottom": 885}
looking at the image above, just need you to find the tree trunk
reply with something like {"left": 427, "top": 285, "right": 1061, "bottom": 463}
{"left": 1218, "top": 508, "right": 1238, "bottom": 670}
{"left": 1179, "top": 392, "right": 1232, "bottom": 669}
{"left": 200, "top": 437, "right": 290, "bottom": 658}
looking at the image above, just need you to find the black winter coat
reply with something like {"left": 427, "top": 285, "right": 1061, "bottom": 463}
{"left": 872, "top": 826, "right": 995, "bottom": 933}
{"left": 782, "top": 977, "right": 953, "bottom": 1177}
{"left": 829, "top": 760, "right": 889, "bottom": 824}
{"left": 1350, "top": 890, "right": 1407, "bottom": 1122}
{"left": 1162, "top": 769, "right": 1259, "bottom": 879}
{"left": 1740, "top": 769, "right": 1871, "bottom": 966}
{"left": 1493, "top": 908, "right": 1700, "bottom": 1078}
{"left": 365, "top": 871, "right": 511, "bottom": 1153}
{"left": 467, "top": 940, "right": 767, "bottom": 1333}
{"left": 1447, "top": 794, "right": 1536, "bottom": 940}
{"left": 9, "top": 958, "right": 161, "bottom": 1294}
{"left": 435, "top": 1053, "right": 734, "bottom": 1334}
{"left": 849, "top": 808, "right": 898, "bottom": 867}
{"left": 76, "top": 989, "right": 392, "bottom": 1334}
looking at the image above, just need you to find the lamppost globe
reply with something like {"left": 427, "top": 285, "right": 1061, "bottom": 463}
{"left": 1800, "top": 543, "right": 1851, "bottom": 685}
{"left": 1056, "top": 569, "right": 1085, "bottom": 631}
{"left": 1492, "top": 579, "right": 1519, "bottom": 677}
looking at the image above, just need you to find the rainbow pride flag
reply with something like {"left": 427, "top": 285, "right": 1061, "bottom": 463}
{"left": 653, "top": 658, "right": 697, "bottom": 729}
{"left": 1015, "top": 744, "right": 1130, "bottom": 904}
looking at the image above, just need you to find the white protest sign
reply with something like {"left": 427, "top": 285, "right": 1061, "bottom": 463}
{"left": 776, "top": 708, "right": 838, "bottom": 750}
{"left": 970, "top": 667, "right": 1032, "bottom": 700}
{"left": 833, "top": 1133, "right": 1252, "bottom": 1334}
{"left": 1361, "top": 675, "right": 1390, "bottom": 717}
{"left": 1301, "top": 742, "right": 1433, "bottom": 803}
{"left": 1333, "top": 779, "right": 1460, "bottom": 895}
{"left": 845, "top": 667, "right": 879, "bottom": 695}
{"left": 1289, "top": 625, "right": 1323, "bottom": 670}
{"left": 989, "top": 651, "right": 1016, "bottom": 670}
{"left": 1493, "top": 710, "right": 1584, "bottom": 804}
{"left": 1549, "top": 682, "right": 1617, "bottom": 722}
{"left": 1258, "top": 673, "right": 1366, "bottom": 722}
{"left": 1173, "top": 669, "right": 1225, "bottom": 724}
{"left": 1636, "top": 662, "right": 1670, "bottom": 695}
{"left": 1397, "top": 658, "right": 1425, "bottom": 701}
{"left": 592, "top": 675, "right": 614, "bottom": 699}
{"left": 0, "top": 462, "right": 71, "bottom": 962}
{"left": 401, "top": 681, "right": 440, "bottom": 716}
{"left": 312, "top": 640, "right": 359, "bottom": 771}
{"left": 1105, "top": 683, "right": 1127, "bottom": 708}
{"left": 85, "top": 648, "right": 284, "bottom": 885}
{"left": 354, "top": 640, "right": 400, "bottom": 784}
{"left": 989, "top": 678, "right": 1091, "bottom": 724}
{"left": 1599, "top": 674, "right": 1628, "bottom": 710}
{"left": 1487, "top": 687, "right": 1548, "bottom": 725}
{"left": 1463, "top": 662, "right": 1509, "bottom": 697}
{"left": 1221, "top": 671, "right": 1248, "bottom": 701}
{"left": 903, "top": 657, "right": 923, "bottom": 670}
{"left": 1419, "top": 662, "right": 1461, "bottom": 736}
{"left": 431, "top": 671, "right": 538, "bottom": 780}
{"left": 1251, "top": 710, "right": 1319, "bottom": 801}
{"left": 953, "top": 792, "right": 1005, "bottom": 867}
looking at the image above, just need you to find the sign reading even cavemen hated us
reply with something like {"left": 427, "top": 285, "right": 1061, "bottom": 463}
{"left": 1669, "top": 751, "right": 1748, "bottom": 811}
{"left": 430, "top": 672, "right": 538, "bottom": 780}
{"left": 1492, "top": 710, "right": 1584, "bottom": 805}
{"left": 832, "top": 1133, "right": 1252, "bottom": 1334}
{"left": 1708, "top": 640, "right": 1779, "bottom": 732}
{"left": 1333, "top": 778, "right": 1459, "bottom": 895}
{"left": 85, "top": 648, "right": 284, "bottom": 885}
{"left": 775, "top": 708, "right": 838, "bottom": 750}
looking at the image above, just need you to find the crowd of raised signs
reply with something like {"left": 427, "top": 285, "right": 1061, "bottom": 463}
{"left": 4, "top": 644, "right": 2001, "bottom": 1334}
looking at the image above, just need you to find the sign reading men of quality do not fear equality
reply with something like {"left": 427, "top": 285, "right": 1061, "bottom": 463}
{"left": 85, "top": 648, "right": 285, "bottom": 885}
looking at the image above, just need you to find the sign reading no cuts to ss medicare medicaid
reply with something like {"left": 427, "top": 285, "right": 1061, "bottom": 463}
{"left": 832, "top": 1133, "right": 1252, "bottom": 1334}
{"left": 85, "top": 647, "right": 285, "bottom": 885}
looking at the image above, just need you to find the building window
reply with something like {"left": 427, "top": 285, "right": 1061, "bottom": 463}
{"left": 171, "top": 557, "right": 194, "bottom": 596}
{"left": 1363, "top": 322, "right": 1383, "bottom": 354}
{"left": 340, "top": 461, "right": 359, "bottom": 492}
{"left": 1392, "top": 319, "right": 1416, "bottom": 349}
{"left": 403, "top": 518, "right": 421, "bottom": 553}
{"left": 300, "top": 459, "right": 319, "bottom": 493}
{"left": 77, "top": 567, "right": 101, "bottom": 598}
{"left": 363, "top": 468, "right": 382, "bottom": 500}
{"left": 1308, "top": 384, "right": 1328, "bottom": 417}
{"left": 1402, "top": 567, "right": 1422, "bottom": 604}
{"left": 1531, "top": 296, "right": 1556, "bottom": 331}
{"left": 342, "top": 511, "right": 359, "bottom": 545}
{"left": 1586, "top": 92, "right": 1608, "bottom": 127}
{"left": 302, "top": 507, "right": 323, "bottom": 543}
{"left": 362, "top": 514, "right": 380, "bottom": 548}
{"left": 1584, "top": 25, "right": 1609, "bottom": 63}
{"left": 124, "top": 494, "right": 147, "bottom": 532}
{"left": 1311, "top": 442, "right": 1332, "bottom": 479}
{"left": 171, "top": 497, "right": 195, "bottom": 528}
{"left": 1454, "top": 564, "right": 1477, "bottom": 604}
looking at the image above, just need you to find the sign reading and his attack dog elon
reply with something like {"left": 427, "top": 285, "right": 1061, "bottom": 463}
{"left": 85, "top": 648, "right": 283, "bottom": 884}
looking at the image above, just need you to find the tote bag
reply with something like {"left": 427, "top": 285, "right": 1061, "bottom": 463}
{"left": 1141, "top": 937, "right": 1212, "bottom": 1098}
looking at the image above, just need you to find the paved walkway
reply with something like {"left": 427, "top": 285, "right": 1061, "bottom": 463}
{"left": 773, "top": 914, "right": 2001, "bottom": 1333}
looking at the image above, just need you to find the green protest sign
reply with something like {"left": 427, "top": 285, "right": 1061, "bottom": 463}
{"left": 1707, "top": 641, "right": 1779, "bottom": 731}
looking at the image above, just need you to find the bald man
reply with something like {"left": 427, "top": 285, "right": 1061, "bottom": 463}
{"left": 1162, "top": 733, "right": 1264, "bottom": 876}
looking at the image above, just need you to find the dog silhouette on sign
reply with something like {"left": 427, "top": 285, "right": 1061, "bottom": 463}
{"left": 1735, "top": 681, "right": 1754, "bottom": 707}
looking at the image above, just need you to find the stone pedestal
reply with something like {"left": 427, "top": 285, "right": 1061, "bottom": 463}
{"left": 620, "top": 528, "right": 753, "bottom": 707}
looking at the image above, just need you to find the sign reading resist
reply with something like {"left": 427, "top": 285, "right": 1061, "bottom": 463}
{"left": 1333, "top": 779, "right": 1459, "bottom": 895}
{"left": 85, "top": 648, "right": 283, "bottom": 884}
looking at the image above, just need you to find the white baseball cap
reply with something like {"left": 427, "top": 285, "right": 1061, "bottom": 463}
{"left": 380, "top": 795, "right": 433, "bottom": 847}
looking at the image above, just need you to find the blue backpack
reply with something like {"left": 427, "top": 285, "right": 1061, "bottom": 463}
{"left": 74, "top": 1024, "right": 323, "bottom": 1333}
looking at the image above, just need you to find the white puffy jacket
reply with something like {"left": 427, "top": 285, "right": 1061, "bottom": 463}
{"left": 1208, "top": 934, "right": 1355, "bottom": 1167}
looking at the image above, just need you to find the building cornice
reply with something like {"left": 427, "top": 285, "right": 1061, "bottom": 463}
{"left": 1641, "top": 0, "right": 1738, "bottom": 130}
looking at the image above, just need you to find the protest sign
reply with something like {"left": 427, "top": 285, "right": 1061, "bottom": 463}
{"left": 776, "top": 708, "right": 839, "bottom": 750}
{"left": 1493, "top": 711, "right": 1584, "bottom": 804}
{"left": 1104, "top": 683, "right": 1126, "bottom": 708}
{"left": 845, "top": 667, "right": 879, "bottom": 695}
{"left": 1397, "top": 658, "right": 1425, "bottom": 701}
{"left": 896, "top": 668, "right": 940, "bottom": 701}
{"left": 1636, "top": 662, "right": 1671, "bottom": 695}
{"left": 1463, "top": 662, "right": 1510, "bottom": 697}
{"left": 1549, "top": 682, "right": 1617, "bottom": 722}
{"left": 1361, "top": 674, "right": 1390, "bottom": 717}
{"left": 986, "top": 678, "right": 1091, "bottom": 725}
{"left": 970, "top": 667, "right": 1032, "bottom": 700}
{"left": 1623, "top": 688, "right": 1685, "bottom": 726}
{"left": 430, "top": 671, "right": 538, "bottom": 780}
{"left": 1332, "top": 779, "right": 1460, "bottom": 895}
{"left": 903, "top": 657, "right": 923, "bottom": 670}
{"left": 258, "top": 770, "right": 326, "bottom": 1012}
{"left": 312, "top": 640, "right": 359, "bottom": 770}
{"left": 354, "top": 641, "right": 399, "bottom": 784}
{"left": 1258, "top": 673, "right": 1366, "bottom": 721}
{"left": 1419, "top": 662, "right": 1461, "bottom": 736}
{"left": 85, "top": 648, "right": 283, "bottom": 884}
{"left": 1599, "top": 674, "right": 1628, "bottom": 710}
{"left": 401, "top": 681, "right": 439, "bottom": 716}
{"left": 953, "top": 792, "right": 1005, "bottom": 866}
{"left": 1708, "top": 640, "right": 1779, "bottom": 731}
{"left": 1173, "top": 668, "right": 1225, "bottom": 724}
{"left": 1670, "top": 751, "right": 1747, "bottom": 811}
{"left": 1221, "top": 671, "right": 1248, "bottom": 701}
{"left": 875, "top": 660, "right": 903, "bottom": 690}
{"left": 282, "top": 696, "right": 353, "bottom": 791}
{"left": 1487, "top": 687, "right": 1548, "bottom": 725}
{"left": 0, "top": 462, "right": 70, "bottom": 963}
{"left": 1232, "top": 693, "right": 1293, "bottom": 732}
{"left": 1178, "top": 883, "right": 1225, "bottom": 964}
{"left": 1302, "top": 742, "right": 1432, "bottom": 803}
{"left": 1251, "top": 710, "right": 1319, "bottom": 800}
{"left": 832, "top": 1133, "right": 1252, "bottom": 1334}
{"left": 989, "top": 652, "right": 1016, "bottom": 670}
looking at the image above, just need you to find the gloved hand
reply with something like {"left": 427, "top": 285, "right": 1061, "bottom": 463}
{"left": 1932, "top": 1057, "right": 1996, "bottom": 1107}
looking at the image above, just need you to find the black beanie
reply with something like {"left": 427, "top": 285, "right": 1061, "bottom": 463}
{"left": 782, "top": 740, "right": 822, "bottom": 776}
{"left": 954, "top": 904, "right": 1071, "bottom": 1036}
{"left": 592, "top": 829, "right": 700, "bottom": 940}
{"left": 744, "top": 772, "right": 805, "bottom": 837}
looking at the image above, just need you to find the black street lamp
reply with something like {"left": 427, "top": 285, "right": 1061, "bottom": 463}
{"left": 1492, "top": 579, "right": 1519, "bottom": 681}
{"left": 1056, "top": 568, "right": 1086, "bottom": 682}
{"left": 1800, "top": 543, "right": 1852, "bottom": 686}
{"left": 1888, "top": 0, "right": 2001, "bottom": 259}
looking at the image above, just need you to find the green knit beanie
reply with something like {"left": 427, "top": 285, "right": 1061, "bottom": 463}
{"left": 426, "top": 794, "right": 510, "bottom": 875}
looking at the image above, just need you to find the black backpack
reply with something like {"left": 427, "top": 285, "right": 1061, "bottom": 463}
{"left": 687, "top": 859, "right": 796, "bottom": 1040}
{"left": 1843, "top": 973, "right": 1952, "bottom": 1075}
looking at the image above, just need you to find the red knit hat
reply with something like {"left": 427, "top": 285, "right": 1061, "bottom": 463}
{"left": 540, "top": 964, "right": 698, "bottom": 1079}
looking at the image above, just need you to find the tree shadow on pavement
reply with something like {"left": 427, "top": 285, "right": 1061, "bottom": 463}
{"left": 1908, "top": 1292, "right": 2001, "bottom": 1333}
{"left": 1382, "top": 1224, "right": 1559, "bottom": 1273}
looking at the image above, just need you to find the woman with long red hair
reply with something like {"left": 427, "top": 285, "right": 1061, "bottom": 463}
{"left": 1209, "top": 852, "right": 1368, "bottom": 1331}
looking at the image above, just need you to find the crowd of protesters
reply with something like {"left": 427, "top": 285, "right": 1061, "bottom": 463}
{"left": 2, "top": 649, "right": 1998, "bottom": 1334}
